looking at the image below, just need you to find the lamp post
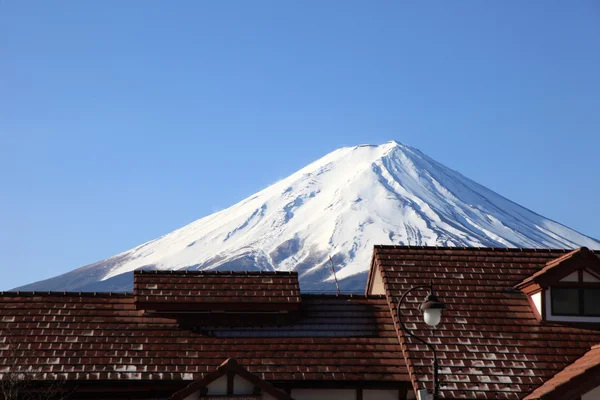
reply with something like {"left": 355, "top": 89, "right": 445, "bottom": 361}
{"left": 397, "top": 282, "right": 446, "bottom": 400}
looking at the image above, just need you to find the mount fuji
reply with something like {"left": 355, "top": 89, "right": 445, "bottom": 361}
{"left": 17, "top": 141, "right": 600, "bottom": 292}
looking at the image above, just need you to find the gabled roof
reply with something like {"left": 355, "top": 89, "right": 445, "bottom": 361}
{"left": 169, "top": 358, "right": 293, "bottom": 400}
{"left": 371, "top": 245, "right": 600, "bottom": 400}
{"left": 133, "top": 270, "right": 301, "bottom": 312}
{"left": 0, "top": 291, "right": 407, "bottom": 384}
{"left": 524, "top": 345, "right": 600, "bottom": 400}
{"left": 515, "top": 247, "right": 600, "bottom": 292}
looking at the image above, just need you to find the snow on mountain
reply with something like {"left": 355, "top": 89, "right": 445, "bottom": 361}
{"left": 17, "top": 141, "right": 600, "bottom": 292}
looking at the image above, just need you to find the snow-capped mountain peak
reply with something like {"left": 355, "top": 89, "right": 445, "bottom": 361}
{"left": 18, "top": 141, "right": 600, "bottom": 292}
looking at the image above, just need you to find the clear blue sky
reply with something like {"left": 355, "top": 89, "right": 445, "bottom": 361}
{"left": 1, "top": 1, "right": 599, "bottom": 290}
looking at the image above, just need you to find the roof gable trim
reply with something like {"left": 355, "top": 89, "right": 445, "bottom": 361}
{"left": 168, "top": 358, "right": 293, "bottom": 400}
{"left": 515, "top": 247, "right": 600, "bottom": 291}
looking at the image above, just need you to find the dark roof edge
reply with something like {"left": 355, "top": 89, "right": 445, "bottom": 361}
{"left": 0, "top": 291, "right": 132, "bottom": 297}
{"left": 0, "top": 291, "right": 384, "bottom": 299}
{"left": 365, "top": 246, "right": 380, "bottom": 295}
{"left": 134, "top": 270, "right": 298, "bottom": 276}
{"left": 372, "top": 245, "right": 582, "bottom": 252}
{"left": 301, "top": 293, "right": 386, "bottom": 299}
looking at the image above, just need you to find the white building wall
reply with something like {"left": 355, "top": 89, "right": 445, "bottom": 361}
{"left": 560, "top": 272, "right": 579, "bottom": 282}
{"left": 290, "top": 389, "right": 399, "bottom": 399}
{"left": 583, "top": 271, "right": 600, "bottom": 282}
{"left": 182, "top": 374, "right": 262, "bottom": 398}
{"left": 183, "top": 378, "right": 401, "bottom": 400}
{"left": 182, "top": 375, "right": 228, "bottom": 398}
{"left": 206, "top": 375, "right": 228, "bottom": 395}
{"left": 364, "top": 389, "right": 399, "bottom": 400}
{"left": 291, "top": 389, "right": 356, "bottom": 399}
{"left": 530, "top": 292, "right": 542, "bottom": 316}
{"left": 582, "top": 385, "right": 600, "bottom": 400}
{"left": 369, "top": 267, "right": 385, "bottom": 295}
{"left": 233, "top": 375, "right": 255, "bottom": 394}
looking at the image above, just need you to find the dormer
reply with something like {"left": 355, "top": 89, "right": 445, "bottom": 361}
{"left": 133, "top": 270, "right": 301, "bottom": 316}
{"left": 515, "top": 247, "right": 600, "bottom": 322}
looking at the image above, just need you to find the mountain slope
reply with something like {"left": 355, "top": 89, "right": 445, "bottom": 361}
{"left": 17, "top": 141, "right": 600, "bottom": 292}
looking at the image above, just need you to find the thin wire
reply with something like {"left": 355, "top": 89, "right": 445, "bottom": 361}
{"left": 329, "top": 256, "right": 341, "bottom": 296}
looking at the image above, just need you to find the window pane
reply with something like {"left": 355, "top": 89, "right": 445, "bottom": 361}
{"left": 552, "top": 287, "right": 579, "bottom": 315}
{"left": 583, "top": 288, "right": 600, "bottom": 316}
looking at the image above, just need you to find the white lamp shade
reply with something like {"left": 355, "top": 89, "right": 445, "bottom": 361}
{"left": 423, "top": 308, "right": 442, "bottom": 327}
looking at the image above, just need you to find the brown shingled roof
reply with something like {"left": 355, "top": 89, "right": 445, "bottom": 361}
{"left": 133, "top": 270, "right": 301, "bottom": 312}
{"left": 0, "top": 291, "right": 408, "bottom": 389}
{"left": 523, "top": 345, "right": 600, "bottom": 400}
{"left": 370, "top": 246, "right": 600, "bottom": 400}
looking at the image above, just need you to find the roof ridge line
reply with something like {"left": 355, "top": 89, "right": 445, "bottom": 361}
{"left": 134, "top": 270, "right": 298, "bottom": 276}
{"left": 0, "top": 291, "right": 133, "bottom": 297}
{"left": 301, "top": 293, "right": 382, "bottom": 298}
{"left": 373, "top": 245, "right": 572, "bottom": 252}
